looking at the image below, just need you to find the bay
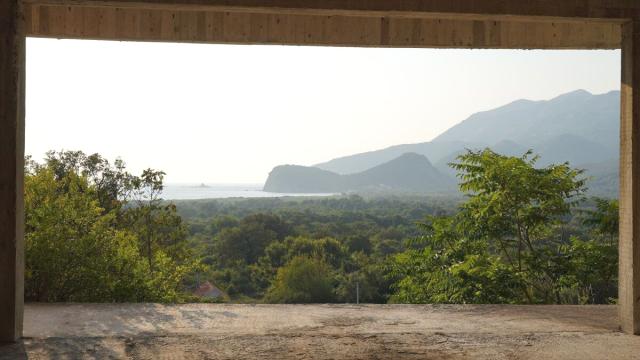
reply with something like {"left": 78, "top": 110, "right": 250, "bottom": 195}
{"left": 161, "top": 183, "right": 335, "bottom": 200}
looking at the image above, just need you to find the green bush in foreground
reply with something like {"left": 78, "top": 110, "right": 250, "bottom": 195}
{"left": 265, "top": 256, "right": 335, "bottom": 303}
{"left": 24, "top": 151, "right": 199, "bottom": 302}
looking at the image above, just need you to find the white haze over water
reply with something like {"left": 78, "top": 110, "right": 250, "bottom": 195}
{"left": 26, "top": 38, "right": 620, "bottom": 184}
{"left": 161, "top": 184, "right": 336, "bottom": 200}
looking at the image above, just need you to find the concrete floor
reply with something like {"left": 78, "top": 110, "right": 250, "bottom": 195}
{"left": 1, "top": 304, "right": 639, "bottom": 359}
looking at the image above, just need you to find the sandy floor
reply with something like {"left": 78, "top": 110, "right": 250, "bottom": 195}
{"left": 1, "top": 303, "right": 639, "bottom": 359}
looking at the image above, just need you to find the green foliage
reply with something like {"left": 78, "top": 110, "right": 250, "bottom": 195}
{"left": 213, "top": 213, "right": 291, "bottom": 266}
{"left": 554, "top": 197, "right": 619, "bottom": 304}
{"left": 209, "top": 260, "right": 257, "bottom": 297}
{"left": 582, "top": 198, "right": 619, "bottom": 238}
{"left": 264, "top": 256, "right": 335, "bottom": 303}
{"left": 556, "top": 237, "right": 617, "bottom": 304}
{"left": 186, "top": 195, "right": 449, "bottom": 302}
{"left": 345, "top": 235, "right": 372, "bottom": 254}
{"left": 389, "top": 149, "right": 617, "bottom": 305}
{"left": 25, "top": 168, "right": 144, "bottom": 301}
{"left": 388, "top": 217, "right": 521, "bottom": 304}
{"left": 29, "top": 148, "right": 615, "bottom": 306}
{"left": 335, "top": 252, "right": 390, "bottom": 303}
{"left": 24, "top": 151, "right": 199, "bottom": 302}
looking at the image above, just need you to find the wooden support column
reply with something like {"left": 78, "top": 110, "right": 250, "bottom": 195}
{"left": 620, "top": 20, "right": 640, "bottom": 335}
{"left": 0, "top": 0, "right": 25, "bottom": 343}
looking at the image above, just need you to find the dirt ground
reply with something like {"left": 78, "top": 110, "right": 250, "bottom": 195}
{"left": 1, "top": 303, "right": 639, "bottom": 359}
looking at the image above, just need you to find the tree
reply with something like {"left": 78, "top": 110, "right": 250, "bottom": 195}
{"left": 388, "top": 149, "right": 614, "bottom": 304}
{"left": 335, "top": 252, "right": 390, "bottom": 303}
{"left": 388, "top": 216, "right": 521, "bottom": 304}
{"left": 451, "top": 149, "right": 586, "bottom": 302}
{"left": 555, "top": 198, "right": 619, "bottom": 304}
{"left": 40, "top": 150, "right": 140, "bottom": 213}
{"left": 24, "top": 151, "right": 198, "bottom": 302}
{"left": 121, "top": 168, "right": 189, "bottom": 272}
{"left": 583, "top": 198, "right": 619, "bottom": 241}
{"left": 345, "top": 235, "right": 372, "bottom": 254}
{"left": 212, "top": 214, "right": 291, "bottom": 266}
{"left": 265, "top": 256, "right": 335, "bottom": 303}
{"left": 556, "top": 236, "right": 617, "bottom": 304}
{"left": 24, "top": 167, "right": 147, "bottom": 301}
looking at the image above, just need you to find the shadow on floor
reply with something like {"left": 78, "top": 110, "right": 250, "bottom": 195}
{"left": 0, "top": 341, "right": 27, "bottom": 360}
{"left": 1, "top": 337, "right": 126, "bottom": 360}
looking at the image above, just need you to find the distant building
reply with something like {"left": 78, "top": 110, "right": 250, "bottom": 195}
{"left": 193, "top": 281, "right": 226, "bottom": 300}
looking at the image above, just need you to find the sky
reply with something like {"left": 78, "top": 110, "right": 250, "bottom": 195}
{"left": 26, "top": 38, "right": 620, "bottom": 184}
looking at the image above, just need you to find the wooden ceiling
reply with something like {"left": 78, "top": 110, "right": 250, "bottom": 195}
{"left": 22, "top": 0, "right": 639, "bottom": 49}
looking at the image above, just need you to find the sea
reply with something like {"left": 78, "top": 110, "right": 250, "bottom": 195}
{"left": 160, "top": 183, "right": 336, "bottom": 200}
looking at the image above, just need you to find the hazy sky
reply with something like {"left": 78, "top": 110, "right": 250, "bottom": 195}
{"left": 26, "top": 38, "right": 620, "bottom": 184}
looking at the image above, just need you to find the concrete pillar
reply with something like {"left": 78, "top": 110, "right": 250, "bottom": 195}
{"left": 620, "top": 20, "right": 640, "bottom": 335}
{"left": 0, "top": 0, "right": 25, "bottom": 343}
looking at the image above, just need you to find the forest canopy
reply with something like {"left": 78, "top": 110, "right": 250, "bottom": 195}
{"left": 24, "top": 149, "right": 618, "bottom": 305}
{"left": 24, "top": 151, "right": 199, "bottom": 302}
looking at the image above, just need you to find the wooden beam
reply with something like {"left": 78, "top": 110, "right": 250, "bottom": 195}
{"left": 0, "top": 0, "right": 25, "bottom": 343}
{"left": 24, "top": 4, "right": 622, "bottom": 49}
{"left": 18, "top": 0, "right": 640, "bottom": 22}
{"left": 7, "top": 0, "right": 640, "bottom": 339}
{"left": 620, "top": 20, "right": 640, "bottom": 335}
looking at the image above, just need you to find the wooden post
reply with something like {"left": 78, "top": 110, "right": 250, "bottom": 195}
{"left": 0, "top": 0, "right": 25, "bottom": 343}
{"left": 620, "top": 20, "right": 640, "bottom": 335}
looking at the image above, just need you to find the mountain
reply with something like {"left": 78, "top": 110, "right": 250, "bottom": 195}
{"left": 433, "top": 89, "right": 619, "bottom": 149}
{"left": 267, "top": 89, "right": 620, "bottom": 196}
{"left": 264, "top": 153, "right": 454, "bottom": 194}
{"left": 344, "top": 153, "right": 454, "bottom": 192}
{"left": 314, "top": 140, "right": 481, "bottom": 175}
{"left": 315, "top": 90, "right": 619, "bottom": 177}
{"left": 263, "top": 165, "right": 343, "bottom": 193}
{"left": 535, "top": 133, "right": 616, "bottom": 166}
{"left": 579, "top": 158, "right": 619, "bottom": 198}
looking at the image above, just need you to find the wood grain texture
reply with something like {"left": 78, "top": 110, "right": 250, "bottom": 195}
{"left": 620, "top": 20, "right": 640, "bottom": 335}
{"left": 24, "top": 4, "right": 622, "bottom": 49}
{"left": 17, "top": 0, "right": 640, "bottom": 22}
{"left": 0, "top": 0, "right": 25, "bottom": 343}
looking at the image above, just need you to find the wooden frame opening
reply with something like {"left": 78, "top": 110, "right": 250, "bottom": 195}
{"left": 2, "top": 0, "right": 639, "bottom": 341}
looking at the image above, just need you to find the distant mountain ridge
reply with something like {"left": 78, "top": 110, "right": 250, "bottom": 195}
{"left": 266, "top": 90, "right": 621, "bottom": 197}
{"left": 264, "top": 153, "right": 455, "bottom": 194}
{"left": 434, "top": 89, "right": 619, "bottom": 147}
{"left": 313, "top": 140, "right": 483, "bottom": 176}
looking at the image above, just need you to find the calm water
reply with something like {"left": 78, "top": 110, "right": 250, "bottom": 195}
{"left": 161, "top": 184, "right": 335, "bottom": 200}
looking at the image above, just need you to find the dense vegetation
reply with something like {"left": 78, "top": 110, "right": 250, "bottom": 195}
{"left": 388, "top": 150, "right": 618, "bottom": 304}
{"left": 180, "top": 195, "right": 453, "bottom": 302}
{"left": 25, "top": 149, "right": 618, "bottom": 304}
{"left": 25, "top": 151, "right": 199, "bottom": 302}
